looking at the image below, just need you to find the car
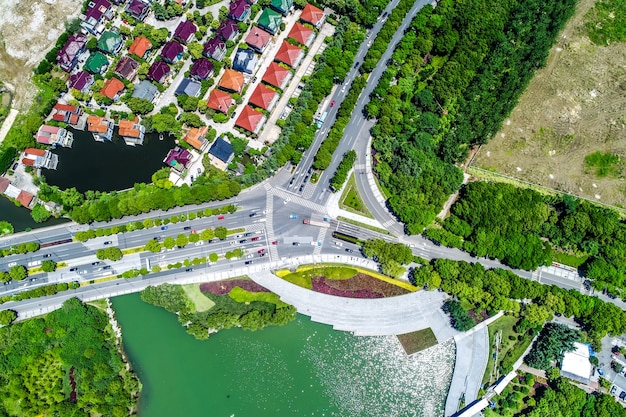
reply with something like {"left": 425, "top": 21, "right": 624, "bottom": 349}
{"left": 252, "top": 76, "right": 257, "bottom": 82}
{"left": 272, "top": 241, "right": 278, "bottom": 245}
{"left": 184, "top": 226, "right": 192, "bottom": 231}
{"left": 289, "top": 178, "right": 294, "bottom": 185}
{"left": 247, "top": 254, "right": 254, "bottom": 259}
{"left": 43, "top": 253, "right": 52, "bottom": 258}
{"left": 195, "top": 241, "right": 204, "bottom": 246}
{"left": 78, "top": 270, "right": 87, "bottom": 275}
{"left": 303, "top": 175, "right": 309, "bottom": 182}
{"left": 70, "top": 267, "right": 78, "bottom": 272}
{"left": 345, "top": 248, "right": 354, "bottom": 253}
{"left": 259, "top": 252, "right": 266, "bottom": 257}
{"left": 290, "top": 214, "right": 298, "bottom": 219}
{"left": 218, "top": 215, "right": 225, "bottom": 220}
{"left": 239, "top": 239, "right": 247, "bottom": 244}
{"left": 197, "top": 167, "right": 202, "bottom": 174}
{"left": 258, "top": 249, "right": 265, "bottom": 254}
{"left": 104, "top": 241, "right": 112, "bottom": 245}
{"left": 12, "top": 163, "right": 18, "bottom": 170}
{"left": 611, "top": 386, "right": 617, "bottom": 395}
{"left": 251, "top": 236, "right": 260, "bottom": 242}
{"left": 103, "top": 265, "right": 111, "bottom": 270}
{"left": 185, "top": 268, "right": 193, "bottom": 272}
{"left": 299, "top": 185, "right": 305, "bottom": 192}
{"left": 190, "top": 176, "right": 194, "bottom": 182}
{"left": 245, "top": 260, "right": 253, "bottom": 265}
{"left": 30, "top": 278, "right": 36, "bottom": 282}
{"left": 330, "top": 100, "right": 335, "bottom": 107}
{"left": 230, "top": 112, "right": 237, "bottom": 119}
{"left": 161, "top": 226, "right": 168, "bottom": 230}
{"left": 244, "top": 233, "right": 252, "bottom": 237}
{"left": 249, "top": 213, "right": 257, "bottom": 217}
{"left": 292, "top": 242, "right": 300, "bottom": 246}
{"left": 92, "top": 261, "right": 100, "bottom": 266}
{"left": 620, "top": 391, "right": 626, "bottom": 400}
{"left": 308, "top": 167, "right": 313, "bottom": 174}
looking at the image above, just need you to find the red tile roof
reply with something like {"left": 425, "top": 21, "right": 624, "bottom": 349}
{"left": 300, "top": 3, "right": 324, "bottom": 26}
{"left": 21, "top": 158, "right": 35, "bottom": 166}
{"left": 129, "top": 36, "right": 152, "bottom": 57}
{"left": 262, "top": 62, "right": 290, "bottom": 89}
{"left": 235, "top": 105, "right": 264, "bottom": 133}
{"left": 287, "top": 22, "right": 314, "bottom": 45}
{"left": 100, "top": 78, "right": 125, "bottom": 99}
{"left": 0, "top": 177, "right": 9, "bottom": 194}
{"left": 17, "top": 190, "right": 34, "bottom": 208}
{"left": 248, "top": 84, "right": 278, "bottom": 110}
{"left": 218, "top": 69, "right": 245, "bottom": 93}
{"left": 207, "top": 89, "right": 233, "bottom": 114}
{"left": 24, "top": 148, "right": 46, "bottom": 157}
{"left": 183, "top": 126, "right": 209, "bottom": 150}
{"left": 245, "top": 27, "right": 271, "bottom": 51}
{"left": 274, "top": 41, "right": 304, "bottom": 67}
{"left": 118, "top": 119, "right": 142, "bottom": 138}
{"left": 87, "top": 115, "right": 110, "bottom": 133}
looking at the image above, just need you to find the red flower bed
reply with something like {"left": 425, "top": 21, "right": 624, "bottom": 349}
{"left": 311, "top": 276, "right": 383, "bottom": 299}
{"left": 200, "top": 279, "right": 270, "bottom": 295}
{"left": 310, "top": 273, "right": 410, "bottom": 298}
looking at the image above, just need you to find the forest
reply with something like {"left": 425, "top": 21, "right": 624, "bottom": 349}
{"left": 365, "top": 0, "right": 577, "bottom": 234}
{"left": 0, "top": 298, "right": 139, "bottom": 417}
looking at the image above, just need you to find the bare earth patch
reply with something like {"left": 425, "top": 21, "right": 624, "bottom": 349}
{"left": 473, "top": 0, "right": 626, "bottom": 207}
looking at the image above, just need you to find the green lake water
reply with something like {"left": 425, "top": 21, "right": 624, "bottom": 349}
{"left": 112, "top": 293, "right": 455, "bottom": 417}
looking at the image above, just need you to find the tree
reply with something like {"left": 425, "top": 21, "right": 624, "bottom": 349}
{"left": 41, "top": 260, "right": 57, "bottom": 272}
{"left": 145, "top": 239, "right": 162, "bottom": 253}
{"left": 524, "top": 323, "right": 580, "bottom": 370}
{"left": 125, "top": 97, "right": 154, "bottom": 115}
{"left": 9, "top": 265, "right": 27, "bottom": 281}
{"left": 31, "top": 203, "right": 51, "bottom": 223}
{"left": 175, "top": 234, "right": 189, "bottom": 248}
{"left": 200, "top": 228, "right": 215, "bottom": 241}
{"left": 0, "top": 221, "right": 14, "bottom": 236}
{"left": 214, "top": 227, "right": 227, "bottom": 240}
{"left": 0, "top": 309, "right": 17, "bottom": 326}
{"left": 187, "top": 42, "right": 203, "bottom": 59}
{"left": 209, "top": 253, "right": 218, "bottom": 262}
{"left": 230, "top": 137, "right": 248, "bottom": 156}
{"left": 163, "top": 236, "right": 175, "bottom": 249}
{"left": 86, "top": 36, "right": 98, "bottom": 51}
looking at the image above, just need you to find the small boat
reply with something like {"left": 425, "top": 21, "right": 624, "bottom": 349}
{"left": 159, "top": 133, "right": 164, "bottom": 141}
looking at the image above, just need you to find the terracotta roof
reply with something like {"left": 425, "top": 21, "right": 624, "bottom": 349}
{"left": 24, "top": 148, "right": 46, "bottom": 157}
{"left": 21, "top": 158, "right": 35, "bottom": 166}
{"left": 17, "top": 190, "right": 34, "bottom": 208}
{"left": 129, "top": 36, "right": 152, "bottom": 58}
{"left": 118, "top": 119, "right": 142, "bottom": 138}
{"left": 183, "top": 126, "right": 209, "bottom": 150}
{"left": 274, "top": 41, "right": 304, "bottom": 67}
{"left": 300, "top": 3, "right": 324, "bottom": 26}
{"left": 218, "top": 69, "right": 245, "bottom": 93}
{"left": 100, "top": 78, "right": 125, "bottom": 99}
{"left": 207, "top": 89, "right": 233, "bottom": 114}
{"left": 245, "top": 27, "right": 271, "bottom": 51}
{"left": 287, "top": 22, "right": 314, "bottom": 45}
{"left": 249, "top": 83, "right": 278, "bottom": 110}
{"left": 0, "top": 177, "right": 10, "bottom": 194}
{"left": 261, "top": 62, "right": 290, "bottom": 89}
{"left": 53, "top": 103, "right": 77, "bottom": 112}
{"left": 235, "top": 105, "right": 264, "bottom": 133}
{"left": 87, "top": 115, "right": 110, "bottom": 133}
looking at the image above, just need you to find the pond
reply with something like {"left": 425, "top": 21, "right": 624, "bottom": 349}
{"left": 0, "top": 196, "right": 69, "bottom": 232}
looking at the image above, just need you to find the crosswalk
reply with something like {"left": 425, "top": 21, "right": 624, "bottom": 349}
{"left": 313, "top": 226, "right": 327, "bottom": 255}
{"left": 301, "top": 180, "right": 316, "bottom": 200}
{"left": 264, "top": 192, "right": 279, "bottom": 260}
{"left": 270, "top": 187, "right": 327, "bottom": 213}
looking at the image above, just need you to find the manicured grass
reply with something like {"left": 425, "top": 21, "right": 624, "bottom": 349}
{"left": 182, "top": 284, "right": 215, "bottom": 312}
{"left": 281, "top": 265, "right": 358, "bottom": 288}
{"left": 228, "top": 286, "right": 288, "bottom": 308}
{"left": 397, "top": 328, "right": 438, "bottom": 355}
{"left": 337, "top": 216, "right": 394, "bottom": 237}
{"left": 552, "top": 251, "right": 588, "bottom": 268}
{"left": 339, "top": 174, "right": 374, "bottom": 218}
{"left": 483, "top": 315, "right": 521, "bottom": 386}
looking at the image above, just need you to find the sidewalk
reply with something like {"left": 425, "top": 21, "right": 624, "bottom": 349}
{"left": 0, "top": 108, "right": 19, "bottom": 144}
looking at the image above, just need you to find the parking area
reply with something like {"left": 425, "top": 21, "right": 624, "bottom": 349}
{"left": 597, "top": 335, "right": 626, "bottom": 402}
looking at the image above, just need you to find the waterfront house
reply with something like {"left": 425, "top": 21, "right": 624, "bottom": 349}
{"left": 208, "top": 136, "right": 234, "bottom": 165}
{"left": 245, "top": 27, "right": 271, "bottom": 53}
{"left": 183, "top": 126, "right": 210, "bottom": 151}
{"left": 274, "top": 40, "right": 304, "bottom": 68}
{"left": 261, "top": 61, "right": 292, "bottom": 90}
{"left": 257, "top": 8, "right": 282, "bottom": 35}
{"left": 248, "top": 83, "right": 278, "bottom": 111}
{"left": 163, "top": 146, "right": 192, "bottom": 174}
{"left": 100, "top": 78, "right": 125, "bottom": 101}
{"left": 203, "top": 37, "right": 227, "bottom": 61}
{"left": 161, "top": 41, "right": 184, "bottom": 64}
{"left": 147, "top": 61, "right": 170, "bottom": 84}
{"left": 216, "top": 19, "right": 239, "bottom": 41}
{"left": 84, "top": 51, "right": 109, "bottom": 74}
{"left": 218, "top": 69, "right": 245, "bottom": 94}
{"left": 270, "top": 0, "right": 294, "bottom": 15}
{"left": 115, "top": 56, "right": 140, "bottom": 81}
{"left": 69, "top": 71, "right": 94, "bottom": 93}
{"left": 35, "top": 125, "right": 74, "bottom": 148}
{"left": 175, "top": 78, "right": 202, "bottom": 97}
{"left": 80, "top": 0, "right": 114, "bottom": 34}
{"left": 229, "top": 0, "right": 251, "bottom": 22}
{"left": 86, "top": 115, "right": 114, "bottom": 142}
{"left": 189, "top": 58, "right": 214, "bottom": 80}
{"left": 51, "top": 103, "right": 82, "bottom": 126}
{"left": 206, "top": 89, "right": 233, "bottom": 114}
{"left": 132, "top": 80, "right": 159, "bottom": 102}
{"left": 233, "top": 48, "right": 259, "bottom": 74}
{"left": 129, "top": 36, "right": 152, "bottom": 58}
{"left": 126, "top": 0, "right": 150, "bottom": 21}
{"left": 0, "top": 178, "right": 9, "bottom": 194}
{"left": 173, "top": 21, "right": 197, "bottom": 44}
{"left": 57, "top": 34, "right": 87, "bottom": 72}
{"left": 21, "top": 148, "right": 58, "bottom": 170}
{"left": 17, "top": 190, "right": 35, "bottom": 208}
{"left": 235, "top": 105, "right": 266, "bottom": 134}
{"left": 300, "top": 3, "right": 324, "bottom": 28}
{"left": 287, "top": 22, "right": 315, "bottom": 47}
{"left": 97, "top": 30, "right": 123, "bottom": 55}
{"left": 118, "top": 119, "right": 145, "bottom": 146}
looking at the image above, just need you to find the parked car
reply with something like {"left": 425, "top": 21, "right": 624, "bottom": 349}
{"left": 292, "top": 242, "right": 300, "bottom": 246}
{"left": 185, "top": 268, "right": 193, "bottom": 272}
{"left": 70, "top": 267, "right": 78, "bottom": 272}
{"left": 102, "top": 265, "right": 111, "bottom": 270}
{"left": 218, "top": 215, "right": 225, "bottom": 220}
{"left": 239, "top": 239, "right": 247, "bottom": 244}
{"left": 258, "top": 249, "right": 265, "bottom": 254}
{"left": 184, "top": 226, "right": 191, "bottom": 230}
{"left": 43, "top": 253, "right": 52, "bottom": 258}
{"left": 92, "top": 261, "right": 100, "bottom": 266}
{"left": 252, "top": 237, "right": 260, "bottom": 242}
{"left": 620, "top": 391, "right": 626, "bottom": 400}
{"left": 345, "top": 248, "right": 354, "bottom": 253}
{"left": 259, "top": 252, "right": 266, "bottom": 257}
{"left": 272, "top": 241, "right": 279, "bottom": 245}
{"left": 161, "top": 226, "right": 168, "bottom": 230}
{"left": 249, "top": 212, "right": 257, "bottom": 217}
{"left": 103, "top": 241, "right": 112, "bottom": 245}
{"left": 245, "top": 260, "right": 253, "bottom": 265}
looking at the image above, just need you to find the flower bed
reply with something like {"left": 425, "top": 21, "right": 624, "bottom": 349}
{"left": 312, "top": 273, "right": 411, "bottom": 298}
{"left": 200, "top": 279, "right": 270, "bottom": 295}
{"left": 312, "top": 276, "right": 383, "bottom": 299}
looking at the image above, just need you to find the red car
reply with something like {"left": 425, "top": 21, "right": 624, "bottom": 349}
{"left": 251, "top": 236, "right": 260, "bottom": 241}
{"left": 330, "top": 100, "right": 335, "bottom": 107}
{"left": 258, "top": 249, "right": 265, "bottom": 254}
{"left": 271, "top": 241, "right": 278, "bottom": 245}
{"left": 218, "top": 215, "right": 225, "bottom": 220}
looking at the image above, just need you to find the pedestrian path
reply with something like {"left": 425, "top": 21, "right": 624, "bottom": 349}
{"left": 270, "top": 187, "right": 327, "bottom": 213}
{"left": 264, "top": 192, "right": 279, "bottom": 261}
{"left": 313, "top": 227, "right": 327, "bottom": 255}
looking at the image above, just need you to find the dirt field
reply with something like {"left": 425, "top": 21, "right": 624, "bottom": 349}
{"left": 0, "top": 0, "right": 80, "bottom": 110}
{"left": 473, "top": 0, "right": 626, "bottom": 207}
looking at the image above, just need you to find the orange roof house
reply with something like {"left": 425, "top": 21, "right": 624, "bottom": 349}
{"left": 218, "top": 69, "right": 245, "bottom": 94}
{"left": 287, "top": 22, "right": 315, "bottom": 46}
{"left": 118, "top": 119, "right": 145, "bottom": 146}
{"left": 86, "top": 115, "right": 114, "bottom": 142}
{"left": 235, "top": 105, "right": 266, "bottom": 134}
{"left": 129, "top": 36, "right": 153, "bottom": 58}
{"left": 183, "top": 126, "right": 210, "bottom": 151}
{"left": 100, "top": 78, "right": 125, "bottom": 100}
{"left": 207, "top": 89, "right": 233, "bottom": 114}
{"left": 248, "top": 83, "right": 278, "bottom": 111}
{"left": 300, "top": 3, "right": 324, "bottom": 28}
{"left": 274, "top": 41, "right": 304, "bottom": 68}
{"left": 17, "top": 190, "right": 35, "bottom": 208}
{"left": 262, "top": 62, "right": 292, "bottom": 90}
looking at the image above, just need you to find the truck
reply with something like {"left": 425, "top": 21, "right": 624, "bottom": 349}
{"left": 303, "top": 215, "right": 330, "bottom": 228}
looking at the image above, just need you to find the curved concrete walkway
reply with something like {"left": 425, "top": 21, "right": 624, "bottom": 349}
{"left": 249, "top": 269, "right": 459, "bottom": 341}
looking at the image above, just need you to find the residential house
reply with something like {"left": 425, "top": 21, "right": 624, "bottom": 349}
{"left": 235, "top": 105, "right": 266, "bottom": 134}
{"left": 229, "top": 0, "right": 251, "bottom": 22}
{"left": 190, "top": 58, "right": 214, "bottom": 80}
{"left": 287, "top": 22, "right": 315, "bottom": 47}
{"left": 183, "top": 126, "right": 210, "bottom": 151}
{"left": 175, "top": 78, "right": 202, "bottom": 97}
{"left": 69, "top": 71, "right": 94, "bottom": 93}
{"left": 129, "top": 36, "right": 152, "bottom": 58}
{"left": 206, "top": 89, "right": 233, "bottom": 114}
{"left": 118, "top": 119, "right": 145, "bottom": 146}
{"left": 0, "top": 178, "right": 9, "bottom": 194}
{"left": 270, "top": 0, "right": 293, "bottom": 15}
{"left": 51, "top": 103, "right": 82, "bottom": 126}
{"left": 245, "top": 27, "right": 271, "bottom": 53}
{"left": 21, "top": 148, "right": 58, "bottom": 170}
{"left": 57, "top": 34, "right": 87, "bottom": 72}
{"left": 274, "top": 40, "right": 304, "bottom": 68}
{"left": 100, "top": 78, "right": 125, "bottom": 101}
{"left": 208, "top": 136, "right": 234, "bottom": 165}
{"left": 35, "top": 125, "right": 74, "bottom": 148}
{"left": 261, "top": 61, "right": 292, "bottom": 89}
{"left": 300, "top": 3, "right": 324, "bottom": 28}
{"left": 132, "top": 80, "right": 159, "bottom": 102}
{"left": 203, "top": 37, "right": 227, "bottom": 61}
{"left": 218, "top": 69, "right": 245, "bottom": 94}
{"left": 248, "top": 83, "right": 278, "bottom": 111}
{"left": 173, "top": 20, "right": 197, "bottom": 44}
{"left": 216, "top": 19, "right": 239, "bottom": 41}
{"left": 233, "top": 48, "right": 259, "bottom": 74}
{"left": 163, "top": 146, "right": 192, "bottom": 175}
{"left": 115, "top": 56, "right": 140, "bottom": 81}
{"left": 161, "top": 40, "right": 184, "bottom": 64}
{"left": 80, "top": 0, "right": 114, "bottom": 34}
{"left": 17, "top": 190, "right": 35, "bottom": 209}
{"left": 97, "top": 30, "right": 123, "bottom": 55}
{"left": 84, "top": 51, "right": 109, "bottom": 74}
{"left": 147, "top": 61, "right": 170, "bottom": 83}
{"left": 126, "top": 0, "right": 150, "bottom": 21}
{"left": 86, "top": 115, "right": 115, "bottom": 142}
{"left": 257, "top": 8, "right": 282, "bottom": 35}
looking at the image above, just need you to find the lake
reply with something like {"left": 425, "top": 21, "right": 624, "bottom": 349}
{"left": 0, "top": 196, "right": 69, "bottom": 232}
{"left": 112, "top": 293, "right": 455, "bottom": 417}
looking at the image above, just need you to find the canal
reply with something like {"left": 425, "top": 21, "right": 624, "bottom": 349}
{"left": 112, "top": 293, "right": 455, "bottom": 417}
{"left": 0, "top": 196, "right": 69, "bottom": 232}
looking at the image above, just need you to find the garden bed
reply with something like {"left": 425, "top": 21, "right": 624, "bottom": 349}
{"left": 311, "top": 273, "right": 410, "bottom": 299}
{"left": 396, "top": 328, "right": 438, "bottom": 355}
{"left": 200, "top": 278, "right": 270, "bottom": 295}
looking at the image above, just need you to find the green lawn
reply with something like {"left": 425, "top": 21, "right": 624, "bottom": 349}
{"left": 228, "top": 287, "right": 289, "bottom": 308}
{"left": 280, "top": 266, "right": 358, "bottom": 289}
{"left": 483, "top": 315, "right": 520, "bottom": 386}
{"left": 339, "top": 174, "right": 374, "bottom": 218}
{"left": 396, "top": 328, "right": 438, "bottom": 355}
{"left": 182, "top": 284, "right": 215, "bottom": 312}
{"left": 552, "top": 251, "right": 588, "bottom": 268}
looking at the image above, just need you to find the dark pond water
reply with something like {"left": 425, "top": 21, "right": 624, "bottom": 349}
{"left": 44, "top": 127, "right": 176, "bottom": 193}
{"left": 0, "top": 196, "right": 69, "bottom": 232}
